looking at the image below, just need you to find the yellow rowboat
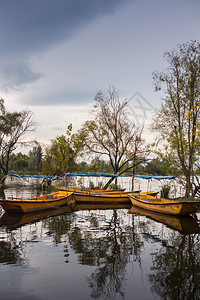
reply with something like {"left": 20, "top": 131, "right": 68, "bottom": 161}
{"left": 69, "top": 190, "right": 142, "bottom": 204}
{"left": 57, "top": 186, "right": 137, "bottom": 203}
{"left": 128, "top": 193, "right": 200, "bottom": 215}
{"left": 56, "top": 188, "right": 157, "bottom": 204}
{"left": 72, "top": 192, "right": 130, "bottom": 203}
{"left": 57, "top": 186, "right": 158, "bottom": 197}
{"left": 0, "top": 191, "right": 73, "bottom": 213}
{"left": 129, "top": 206, "right": 200, "bottom": 234}
{"left": 56, "top": 186, "right": 125, "bottom": 193}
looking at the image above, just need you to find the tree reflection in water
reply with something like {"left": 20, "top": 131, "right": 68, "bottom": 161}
{"left": 149, "top": 234, "right": 200, "bottom": 299}
{"left": 85, "top": 211, "right": 128, "bottom": 299}
{"left": 0, "top": 228, "right": 29, "bottom": 267}
{"left": 67, "top": 210, "right": 145, "bottom": 299}
{"left": 0, "top": 240, "right": 21, "bottom": 265}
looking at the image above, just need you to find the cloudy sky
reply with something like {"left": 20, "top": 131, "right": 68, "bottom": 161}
{"left": 1, "top": 0, "right": 200, "bottom": 148}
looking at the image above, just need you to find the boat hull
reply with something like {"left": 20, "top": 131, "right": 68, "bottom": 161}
{"left": 0, "top": 192, "right": 73, "bottom": 213}
{"left": 67, "top": 189, "right": 154, "bottom": 204}
{"left": 129, "top": 194, "right": 200, "bottom": 215}
{"left": 71, "top": 190, "right": 141, "bottom": 203}
{"left": 72, "top": 193, "right": 130, "bottom": 203}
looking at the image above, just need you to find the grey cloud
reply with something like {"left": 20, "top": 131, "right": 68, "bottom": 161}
{"left": 0, "top": 61, "right": 43, "bottom": 90}
{"left": 0, "top": 0, "right": 131, "bottom": 90}
{"left": 1, "top": 0, "right": 129, "bottom": 54}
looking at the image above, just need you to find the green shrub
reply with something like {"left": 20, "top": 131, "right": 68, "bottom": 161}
{"left": 160, "top": 184, "right": 170, "bottom": 199}
{"left": 108, "top": 183, "right": 121, "bottom": 190}
{"left": 89, "top": 180, "right": 103, "bottom": 190}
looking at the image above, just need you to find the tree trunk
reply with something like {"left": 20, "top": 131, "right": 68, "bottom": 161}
{"left": 185, "top": 172, "right": 191, "bottom": 198}
{"left": 103, "top": 176, "right": 115, "bottom": 190}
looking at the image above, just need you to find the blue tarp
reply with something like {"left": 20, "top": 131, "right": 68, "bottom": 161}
{"left": 8, "top": 173, "right": 176, "bottom": 180}
{"left": 63, "top": 173, "right": 176, "bottom": 180}
{"left": 8, "top": 174, "right": 54, "bottom": 178}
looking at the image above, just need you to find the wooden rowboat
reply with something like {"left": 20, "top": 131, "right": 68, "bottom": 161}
{"left": 71, "top": 191, "right": 131, "bottom": 203}
{"left": 128, "top": 193, "right": 200, "bottom": 215}
{"left": 56, "top": 186, "right": 125, "bottom": 193}
{"left": 67, "top": 189, "right": 143, "bottom": 204}
{"left": 57, "top": 186, "right": 137, "bottom": 203}
{"left": 67, "top": 190, "right": 150, "bottom": 206}
{"left": 0, "top": 191, "right": 73, "bottom": 213}
{"left": 56, "top": 188, "right": 157, "bottom": 204}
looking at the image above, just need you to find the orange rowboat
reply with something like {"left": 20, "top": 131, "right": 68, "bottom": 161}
{"left": 0, "top": 191, "right": 73, "bottom": 213}
{"left": 128, "top": 193, "right": 200, "bottom": 215}
{"left": 71, "top": 192, "right": 131, "bottom": 204}
{"left": 56, "top": 187, "right": 157, "bottom": 204}
{"left": 56, "top": 186, "right": 125, "bottom": 193}
{"left": 57, "top": 186, "right": 138, "bottom": 203}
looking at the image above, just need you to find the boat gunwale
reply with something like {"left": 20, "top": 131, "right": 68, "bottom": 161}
{"left": 57, "top": 187, "right": 139, "bottom": 196}
{"left": 0, "top": 192, "right": 73, "bottom": 204}
{"left": 128, "top": 194, "right": 200, "bottom": 206}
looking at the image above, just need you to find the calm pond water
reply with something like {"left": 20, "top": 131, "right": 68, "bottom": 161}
{"left": 0, "top": 187, "right": 200, "bottom": 300}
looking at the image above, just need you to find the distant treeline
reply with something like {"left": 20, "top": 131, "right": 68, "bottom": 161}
{"left": 9, "top": 147, "right": 184, "bottom": 176}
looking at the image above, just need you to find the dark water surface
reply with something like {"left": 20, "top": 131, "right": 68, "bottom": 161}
{"left": 0, "top": 189, "right": 200, "bottom": 300}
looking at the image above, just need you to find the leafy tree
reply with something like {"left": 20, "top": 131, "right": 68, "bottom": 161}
{"left": 9, "top": 152, "right": 29, "bottom": 173}
{"left": 152, "top": 40, "right": 200, "bottom": 197}
{"left": 88, "top": 158, "right": 113, "bottom": 174}
{"left": 77, "top": 161, "right": 90, "bottom": 173}
{"left": 73, "top": 87, "right": 148, "bottom": 188}
{"left": 42, "top": 134, "right": 76, "bottom": 175}
{"left": 144, "top": 154, "right": 179, "bottom": 176}
{"left": 8, "top": 145, "right": 42, "bottom": 175}
{"left": 28, "top": 143, "right": 43, "bottom": 173}
{"left": 0, "top": 98, "right": 36, "bottom": 180}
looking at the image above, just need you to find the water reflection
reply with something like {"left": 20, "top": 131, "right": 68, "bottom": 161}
{"left": 129, "top": 206, "right": 200, "bottom": 234}
{"left": 0, "top": 201, "right": 199, "bottom": 299}
{"left": 0, "top": 240, "right": 22, "bottom": 265}
{"left": 3, "top": 185, "right": 56, "bottom": 200}
{"left": 86, "top": 212, "right": 127, "bottom": 298}
{"left": 0, "top": 206, "right": 73, "bottom": 230}
{"left": 149, "top": 235, "right": 200, "bottom": 299}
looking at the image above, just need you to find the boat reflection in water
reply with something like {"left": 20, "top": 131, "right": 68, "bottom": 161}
{"left": 0, "top": 203, "right": 132, "bottom": 229}
{"left": 0, "top": 205, "right": 73, "bottom": 229}
{"left": 129, "top": 206, "right": 200, "bottom": 234}
{"left": 1, "top": 201, "right": 199, "bottom": 235}
{"left": 73, "top": 202, "right": 132, "bottom": 211}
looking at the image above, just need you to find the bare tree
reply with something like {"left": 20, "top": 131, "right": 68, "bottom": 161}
{"left": 73, "top": 87, "right": 148, "bottom": 188}
{"left": 0, "top": 98, "right": 36, "bottom": 179}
